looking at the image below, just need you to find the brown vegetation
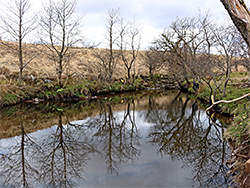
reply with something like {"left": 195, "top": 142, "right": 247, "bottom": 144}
{"left": 0, "top": 41, "right": 158, "bottom": 81}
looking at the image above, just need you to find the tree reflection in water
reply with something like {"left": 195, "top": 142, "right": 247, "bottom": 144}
{"left": 81, "top": 100, "right": 141, "bottom": 175}
{"left": 0, "top": 91, "right": 235, "bottom": 187}
{"left": 0, "top": 122, "right": 42, "bottom": 187}
{"left": 36, "top": 112, "right": 97, "bottom": 187}
{"left": 146, "top": 93, "right": 233, "bottom": 187}
{"left": 0, "top": 112, "right": 97, "bottom": 187}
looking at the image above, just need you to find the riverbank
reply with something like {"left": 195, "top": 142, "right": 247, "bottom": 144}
{"left": 0, "top": 90, "right": 229, "bottom": 187}
{"left": 192, "top": 72, "right": 250, "bottom": 187}
{"left": 191, "top": 73, "right": 250, "bottom": 141}
{"left": 0, "top": 74, "right": 179, "bottom": 107}
{"left": 1, "top": 72, "right": 250, "bottom": 186}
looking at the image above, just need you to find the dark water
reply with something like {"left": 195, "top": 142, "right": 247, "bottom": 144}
{"left": 0, "top": 90, "right": 233, "bottom": 187}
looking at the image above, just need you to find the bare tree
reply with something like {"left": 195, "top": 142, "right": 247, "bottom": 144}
{"left": 202, "top": 23, "right": 240, "bottom": 100}
{"left": 220, "top": 0, "right": 250, "bottom": 81}
{"left": 206, "top": 0, "right": 250, "bottom": 110}
{"left": 118, "top": 18, "right": 141, "bottom": 79}
{"left": 38, "top": 0, "right": 82, "bottom": 87}
{"left": 141, "top": 48, "right": 163, "bottom": 76}
{"left": 234, "top": 35, "right": 250, "bottom": 77}
{"left": 0, "top": 0, "right": 37, "bottom": 81}
{"left": 92, "top": 9, "right": 119, "bottom": 82}
{"left": 154, "top": 16, "right": 204, "bottom": 90}
{"left": 197, "top": 13, "right": 221, "bottom": 101}
{"left": 213, "top": 25, "right": 239, "bottom": 97}
{"left": 106, "top": 8, "right": 119, "bottom": 81}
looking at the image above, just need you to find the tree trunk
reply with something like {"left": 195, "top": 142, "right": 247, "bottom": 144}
{"left": 220, "top": 0, "right": 250, "bottom": 47}
{"left": 223, "top": 56, "right": 231, "bottom": 97}
{"left": 149, "top": 66, "right": 152, "bottom": 76}
{"left": 109, "top": 25, "right": 114, "bottom": 82}
{"left": 18, "top": 44, "right": 23, "bottom": 81}
{"left": 127, "top": 67, "right": 131, "bottom": 79}
{"left": 19, "top": 66, "right": 23, "bottom": 82}
{"left": 19, "top": 6, "right": 23, "bottom": 82}
{"left": 58, "top": 56, "right": 63, "bottom": 87}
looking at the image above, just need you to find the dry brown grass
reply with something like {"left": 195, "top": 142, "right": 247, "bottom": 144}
{"left": 0, "top": 41, "right": 247, "bottom": 83}
{"left": 0, "top": 41, "right": 152, "bottom": 80}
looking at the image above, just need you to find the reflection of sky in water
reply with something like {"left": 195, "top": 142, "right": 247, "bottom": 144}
{"left": 83, "top": 118, "right": 195, "bottom": 188}
{"left": 69, "top": 110, "right": 198, "bottom": 187}
{"left": 0, "top": 110, "right": 196, "bottom": 187}
{"left": 85, "top": 153, "right": 194, "bottom": 188}
{"left": 0, "top": 136, "right": 19, "bottom": 155}
{"left": 116, "top": 111, "right": 154, "bottom": 129}
{"left": 0, "top": 99, "right": 231, "bottom": 187}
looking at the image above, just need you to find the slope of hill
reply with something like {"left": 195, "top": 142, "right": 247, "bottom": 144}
{"left": 0, "top": 41, "right": 152, "bottom": 80}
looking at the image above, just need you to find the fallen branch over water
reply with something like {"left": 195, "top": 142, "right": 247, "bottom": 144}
{"left": 206, "top": 93, "right": 250, "bottom": 111}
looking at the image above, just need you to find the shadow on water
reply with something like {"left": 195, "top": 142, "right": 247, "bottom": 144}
{"left": 0, "top": 90, "right": 235, "bottom": 187}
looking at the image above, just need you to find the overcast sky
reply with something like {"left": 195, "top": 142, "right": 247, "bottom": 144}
{"left": 22, "top": 0, "right": 250, "bottom": 49}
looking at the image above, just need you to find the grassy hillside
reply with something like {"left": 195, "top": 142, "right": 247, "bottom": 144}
{"left": 0, "top": 41, "right": 153, "bottom": 81}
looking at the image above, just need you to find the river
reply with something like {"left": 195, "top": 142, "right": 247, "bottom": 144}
{"left": 0, "top": 90, "right": 234, "bottom": 187}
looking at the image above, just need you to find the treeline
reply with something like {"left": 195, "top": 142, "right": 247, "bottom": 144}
{"left": 152, "top": 13, "right": 249, "bottom": 100}
{"left": 0, "top": 0, "right": 249, "bottom": 100}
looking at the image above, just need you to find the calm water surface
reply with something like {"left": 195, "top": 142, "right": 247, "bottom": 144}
{"left": 0, "top": 90, "right": 233, "bottom": 187}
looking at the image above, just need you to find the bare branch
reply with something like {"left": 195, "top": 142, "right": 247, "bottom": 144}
{"left": 206, "top": 93, "right": 250, "bottom": 111}
{"left": 0, "top": 0, "right": 37, "bottom": 81}
{"left": 39, "top": 0, "right": 82, "bottom": 87}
